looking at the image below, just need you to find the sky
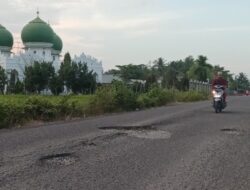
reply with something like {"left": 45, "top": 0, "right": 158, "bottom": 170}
{"left": 1, "top": 0, "right": 250, "bottom": 76}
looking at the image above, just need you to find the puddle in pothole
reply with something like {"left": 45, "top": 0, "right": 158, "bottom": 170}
{"left": 39, "top": 153, "right": 77, "bottom": 166}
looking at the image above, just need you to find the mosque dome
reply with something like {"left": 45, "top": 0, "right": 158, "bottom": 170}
{"left": 53, "top": 33, "right": 63, "bottom": 51}
{"left": 0, "top": 24, "right": 14, "bottom": 48}
{"left": 21, "top": 16, "right": 54, "bottom": 44}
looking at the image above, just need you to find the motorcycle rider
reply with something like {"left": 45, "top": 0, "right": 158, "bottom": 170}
{"left": 211, "top": 72, "right": 228, "bottom": 102}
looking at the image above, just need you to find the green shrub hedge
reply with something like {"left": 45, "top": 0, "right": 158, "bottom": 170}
{"left": 88, "top": 82, "right": 137, "bottom": 114}
{"left": 137, "top": 88, "right": 175, "bottom": 108}
{"left": 90, "top": 85, "right": 209, "bottom": 111}
{"left": 0, "top": 95, "right": 91, "bottom": 128}
{"left": 175, "top": 91, "right": 208, "bottom": 102}
{"left": 0, "top": 87, "right": 209, "bottom": 129}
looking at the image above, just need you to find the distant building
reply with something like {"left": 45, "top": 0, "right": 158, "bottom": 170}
{"left": 0, "top": 12, "right": 104, "bottom": 85}
{"left": 73, "top": 53, "right": 103, "bottom": 83}
{"left": 0, "top": 12, "right": 62, "bottom": 81}
{"left": 102, "top": 74, "right": 121, "bottom": 84}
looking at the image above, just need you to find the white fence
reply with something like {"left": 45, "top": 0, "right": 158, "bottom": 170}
{"left": 189, "top": 80, "right": 211, "bottom": 93}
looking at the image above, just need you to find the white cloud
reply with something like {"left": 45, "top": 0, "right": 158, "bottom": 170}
{"left": 54, "top": 16, "right": 160, "bottom": 31}
{"left": 2, "top": 0, "right": 249, "bottom": 75}
{"left": 176, "top": 26, "right": 250, "bottom": 34}
{"left": 203, "top": 26, "right": 250, "bottom": 32}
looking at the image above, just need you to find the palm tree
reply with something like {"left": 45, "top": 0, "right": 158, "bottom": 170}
{"left": 188, "top": 55, "right": 213, "bottom": 82}
{"left": 152, "top": 57, "right": 166, "bottom": 77}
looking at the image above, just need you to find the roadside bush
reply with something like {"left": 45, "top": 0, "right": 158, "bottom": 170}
{"left": 88, "top": 86, "right": 116, "bottom": 114}
{"left": 137, "top": 87, "right": 208, "bottom": 108}
{"left": 0, "top": 95, "right": 92, "bottom": 128}
{"left": 136, "top": 94, "right": 154, "bottom": 108}
{"left": 113, "top": 82, "right": 137, "bottom": 111}
{"left": 56, "top": 96, "right": 86, "bottom": 118}
{"left": 89, "top": 82, "right": 137, "bottom": 114}
{"left": 137, "top": 87, "right": 176, "bottom": 108}
{"left": 148, "top": 87, "right": 176, "bottom": 106}
{"left": 0, "top": 89, "right": 209, "bottom": 129}
{"left": 24, "top": 97, "right": 57, "bottom": 121}
{"left": 0, "top": 103, "right": 25, "bottom": 128}
{"left": 176, "top": 91, "right": 208, "bottom": 102}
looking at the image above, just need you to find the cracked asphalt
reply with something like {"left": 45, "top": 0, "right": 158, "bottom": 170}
{"left": 0, "top": 96, "right": 249, "bottom": 190}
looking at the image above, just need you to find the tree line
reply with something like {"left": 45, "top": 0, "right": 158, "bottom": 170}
{"left": 0, "top": 54, "right": 249, "bottom": 95}
{"left": 0, "top": 53, "right": 97, "bottom": 95}
{"left": 106, "top": 55, "right": 250, "bottom": 92}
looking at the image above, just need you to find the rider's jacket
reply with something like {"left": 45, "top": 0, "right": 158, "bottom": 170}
{"left": 211, "top": 77, "right": 228, "bottom": 89}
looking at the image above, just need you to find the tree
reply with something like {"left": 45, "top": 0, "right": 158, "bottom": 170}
{"left": 0, "top": 66, "right": 7, "bottom": 94}
{"left": 13, "top": 80, "right": 24, "bottom": 94}
{"left": 70, "top": 62, "right": 97, "bottom": 94}
{"left": 104, "top": 69, "right": 120, "bottom": 75}
{"left": 236, "top": 73, "right": 249, "bottom": 91}
{"left": 7, "top": 69, "right": 25, "bottom": 94}
{"left": 7, "top": 69, "right": 19, "bottom": 93}
{"left": 184, "top": 56, "right": 195, "bottom": 69}
{"left": 59, "top": 57, "right": 97, "bottom": 94}
{"left": 115, "top": 64, "right": 149, "bottom": 82}
{"left": 40, "top": 62, "right": 55, "bottom": 91}
{"left": 24, "top": 62, "right": 55, "bottom": 93}
{"left": 63, "top": 52, "right": 71, "bottom": 65}
{"left": 49, "top": 73, "right": 64, "bottom": 95}
{"left": 59, "top": 53, "right": 73, "bottom": 91}
{"left": 152, "top": 57, "right": 166, "bottom": 77}
{"left": 188, "top": 55, "right": 213, "bottom": 82}
{"left": 213, "top": 65, "right": 232, "bottom": 80}
{"left": 158, "top": 57, "right": 194, "bottom": 90}
{"left": 229, "top": 76, "right": 238, "bottom": 91}
{"left": 24, "top": 65, "right": 35, "bottom": 93}
{"left": 145, "top": 72, "right": 158, "bottom": 91}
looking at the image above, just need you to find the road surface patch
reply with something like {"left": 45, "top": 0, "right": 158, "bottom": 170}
{"left": 99, "top": 125, "right": 171, "bottom": 139}
{"left": 220, "top": 128, "right": 242, "bottom": 135}
{"left": 126, "top": 130, "right": 171, "bottom": 139}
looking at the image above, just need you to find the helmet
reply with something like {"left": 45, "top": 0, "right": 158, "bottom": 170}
{"left": 217, "top": 71, "right": 222, "bottom": 76}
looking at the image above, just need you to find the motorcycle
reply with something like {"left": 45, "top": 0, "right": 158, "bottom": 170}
{"left": 212, "top": 85, "right": 226, "bottom": 113}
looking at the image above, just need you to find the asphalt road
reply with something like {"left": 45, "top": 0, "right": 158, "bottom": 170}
{"left": 0, "top": 96, "right": 249, "bottom": 190}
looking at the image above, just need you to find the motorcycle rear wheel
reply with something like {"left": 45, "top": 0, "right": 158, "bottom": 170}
{"left": 214, "top": 101, "right": 220, "bottom": 113}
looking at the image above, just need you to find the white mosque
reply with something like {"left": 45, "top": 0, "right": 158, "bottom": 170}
{"left": 0, "top": 12, "right": 103, "bottom": 83}
{"left": 73, "top": 53, "right": 103, "bottom": 83}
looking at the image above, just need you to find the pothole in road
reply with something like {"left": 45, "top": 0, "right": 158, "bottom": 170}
{"left": 81, "top": 141, "right": 97, "bottom": 147}
{"left": 39, "top": 153, "right": 77, "bottom": 166}
{"left": 99, "top": 125, "right": 171, "bottom": 139}
{"left": 99, "top": 125, "right": 154, "bottom": 131}
{"left": 221, "top": 128, "right": 242, "bottom": 135}
{"left": 99, "top": 132, "right": 128, "bottom": 141}
{"left": 80, "top": 133, "right": 127, "bottom": 146}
